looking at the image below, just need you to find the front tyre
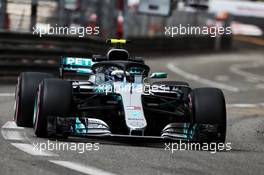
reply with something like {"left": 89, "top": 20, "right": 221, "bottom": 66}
{"left": 14, "top": 72, "right": 53, "bottom": 127}
{"left": 191, "top": 88, "right": 226, "bottom": 143}
{"left": 34, "top": 79, "right": 72, "bottom": 137}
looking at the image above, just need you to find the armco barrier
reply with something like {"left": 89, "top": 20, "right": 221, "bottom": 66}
{"left": 0, "top": 31, "right": 106, "bottom": 76}
{"left": 0, "top": 31, "right": 225, "bottom": 77}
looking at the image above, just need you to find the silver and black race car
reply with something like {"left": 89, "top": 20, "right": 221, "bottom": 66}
{"left": 14, "top": 39, "right": 226, "bottom": 143}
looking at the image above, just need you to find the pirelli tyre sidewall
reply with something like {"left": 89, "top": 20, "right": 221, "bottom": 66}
{"left": 191, "top": 88, "right": 226, "bottom": 143}
{"left": 34, "top": 78, "right": 72, "bottom": 137}
{"left": 14, "top": 72, "right": 53, "bottom": 127}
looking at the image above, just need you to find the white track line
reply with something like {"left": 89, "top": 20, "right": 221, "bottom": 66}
{"left": 2, "top": 121, "right": 24, "bottom": 129}
{"left": 1, "top": 130, "right": 25, "bottom": 141}
{"left": 167, "top": 63, "right": 240, "bottom": 92}
{"left": 49, "top": 160, "right": 116, "bottom": 175}
{"left": 2, "top": 122, "right": 57, "bottom": 156}
{"left": 11, "top": 143, "right": 57, "bottom": 156}
{"left": 227, "top": 103, "right": 264, "bottom": 108}
{"left": 230, "top": 62, "right": 264, "bottom": 82}
{"left": 0, "top": 93, "right": 15, "bottom": 97}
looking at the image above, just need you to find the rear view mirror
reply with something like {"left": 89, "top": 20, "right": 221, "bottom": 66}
{"left": 150, "top": 72, "right": 167, "bottom": 79}
{"left": 138, "top": 0, "right": 172, "bottom": 17}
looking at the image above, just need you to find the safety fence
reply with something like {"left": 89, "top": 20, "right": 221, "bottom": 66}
{"left": 0, "top": 31, "right": 230, "bottom": 77}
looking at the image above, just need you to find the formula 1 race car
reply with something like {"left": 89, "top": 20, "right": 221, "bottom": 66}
{"left": 14, "top": 39, "right": 226, "bottom": 143}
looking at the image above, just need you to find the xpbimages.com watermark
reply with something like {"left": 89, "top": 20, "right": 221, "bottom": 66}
{"left": 164, "top": 141, "right": 232, "bottom": 154}
{"left": 32, "top": 24, "right": 100, "bottom": 37}
{"left": 33, "top": 140, "right": 100, "bottom": 154}
{"left": 96, "top": 83, "right": 167, "bottom": 95}
{"left": 164, "top": 24, "right": 232, "bottom": 38}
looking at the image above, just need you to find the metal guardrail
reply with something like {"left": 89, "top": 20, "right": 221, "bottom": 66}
{"left": 0, "top": 31, "right": 108, "bottom": 76}
{"left": 0, "top": 31, "right": 227, "bottom": 77}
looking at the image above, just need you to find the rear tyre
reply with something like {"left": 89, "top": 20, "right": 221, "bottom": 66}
{"left": 34, "top": 78, "right": 72, "bottom": 137}
{"left": 14, "top": 72, "right": 53, "bottom": 127}
{"left": 191, "top": 88, "right": 226, "bottom": 143}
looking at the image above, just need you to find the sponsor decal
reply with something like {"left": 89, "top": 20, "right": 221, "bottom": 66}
{"left": 132, "top": 111, "right": 140, "bottom": 118}
{"left": 65, "top": 57, "right": 94, "bottom": 67}
{"left": 126, "top": 106, "right": 142, "bottom": 110}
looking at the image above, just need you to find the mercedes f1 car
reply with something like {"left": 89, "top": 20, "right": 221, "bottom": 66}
{"left": 14, "top": 39, "right": 226, "bottom": 143}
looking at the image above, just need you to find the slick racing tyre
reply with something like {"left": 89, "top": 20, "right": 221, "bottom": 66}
{"left": 191, "top": 88, "right": 226, "bottom": 143}
{"left": 33, "top": 78, "right": 72, "bottom": 137}
{"left": 14, "top": 72, "right": 53, "bottom": 127}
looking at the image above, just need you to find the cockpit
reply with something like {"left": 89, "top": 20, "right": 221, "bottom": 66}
{"left": 91, "top": 61, "right": 150, "bottom": 83}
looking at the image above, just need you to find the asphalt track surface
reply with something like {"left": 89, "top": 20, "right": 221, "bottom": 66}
{"left": 0, "top": 49, "right": 264, "bottom": 175}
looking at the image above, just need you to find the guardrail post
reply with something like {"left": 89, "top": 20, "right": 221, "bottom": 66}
{"left": 0, "top": 0, "right": 7, "bottom": 30}
{"left": 58, "top": 0, "right": 65, "bottom": 26}
{"left": 30, "top": 0, "right": 38, "bottom": 32}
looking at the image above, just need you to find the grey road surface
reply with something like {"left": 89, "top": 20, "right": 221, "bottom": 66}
{"left": 0, "top": 49, "right": 264, "bottom": 175}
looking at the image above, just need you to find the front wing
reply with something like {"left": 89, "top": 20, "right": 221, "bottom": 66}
{"left": 47, "top": 116, "right": 219, "bottom": 142}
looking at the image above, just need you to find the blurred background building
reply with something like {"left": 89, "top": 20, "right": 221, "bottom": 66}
{"left": 0, "top": 0, "right": 262, "bottom": 38}
{"left": 0, "top": 0, "right": 263, "bottom": 39}
{"left": 0, "top": 0, "right": 263, "bottom": 79}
